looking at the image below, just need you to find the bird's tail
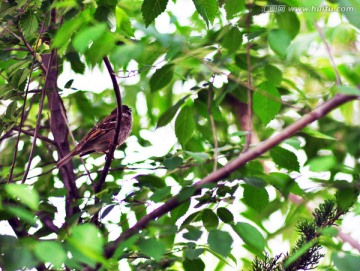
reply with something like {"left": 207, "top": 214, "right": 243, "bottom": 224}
{"left": 57, "top": 149, "right": 77, "bottom": 168}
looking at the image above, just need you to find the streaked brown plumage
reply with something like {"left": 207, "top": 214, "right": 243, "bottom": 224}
{"left": 57, "top": 105, "right": 132, "bottom": 168}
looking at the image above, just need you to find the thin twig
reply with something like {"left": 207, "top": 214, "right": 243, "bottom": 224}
{"left": 95, "top": 57, "right": 123, "bottom": 192}
{"left": 244, "top": 10, "right": 253, "bottom": 152}
{"left": 207, "top": 75, "right": 218, "bottom": 171}
{"left": 8, "top": 64, "right": 35, "bottom": 183}
{"left": 103, "top": 94, "right": 358, "bottom": 260}
{"left": 21, "top": 89, "right": 46, "bottom": 184}
{"left": 314, "top": 21, "right": 341, "bottom": 85}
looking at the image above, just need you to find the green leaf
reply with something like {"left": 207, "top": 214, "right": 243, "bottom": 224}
{"left": 339, "top": 0, "right": 360, "bottom": 29}
{"left": 73, "top": 23, "right": 108, "bottom": 53}
{"left": 67, "top": 224, "right": 105, "bottom": 267}
{"left": 175, "top": 105, "right": 195, "bottom": 148}
{"left": 5, "top": 206, "right": 37, "bottom": 226}
{"left": 208, "top": 230, "right": 233, "bottom": 257}
{"left": 307, "top": 156, "right": 336, "bottom": 172}
{"left": 150, "top": 186, "right": 171, "bottom": 202}
{"left": 138, "top": 238, "right": 166, "bottom": 261}
{"left": 264, "top": 65, "right": 282, "bottom": 86}
{"left": 5, "top": 101, "right": 17, "bottom": 120}
{"left": 217, "top": 207, "right": 234, "bottom": 224}
{"left": 183, "top": 228, "right": 203, "bottom": 241}
{"left": 333, "top": 252, "right": 360, "bottom": 271}
{"left": 301, "top": 127, "right": 335, "bottom": 140}
{"left": 115, "top": 7, "right": 134, "bottom": 36}
{"left": 192, "top": 0, "right": 219, "bottom": 27}
{"left": 232, "top": 222, "right": 265, "bottom": 255}
{"left": 135, "top": 174, "right": 166, "bottom": 189}
{"left": 270, "top": 146, "right": 299, "bottom": 172}
{"left": 183, "top": 258, "right": 205, "bottom": 271}
{"left": 268, "top": 29, "right": 292, "bottom": 57}
{"left": 224, "top": 0, "right": 245, "bottom": 19}
{"left": 275, "top": 11, "right": 300, "bottom": 39}
{"left": 34, "top": 241, "right": 66, "bottom": 268}
{"left": 19, "top": 11, "right": 38, "bottom": 37}
{"left": 64, "top": 79, "right": 74, "bottom": 89}
{"left": 184, "top": 247, "right": 204, "bottom": 260}
{"left": 243, "top": 184, "right": 269, "bottom": 213}
{"left": 141, "top": 0, "right": 169, "bottom": 27}
{"left": 52, "top": 12, "right": 89, "bottom": 50}
{"left": 163, "top": 156, "right": 183, "bottom": 170}
{"left": 85, "top": 31, "right": 116, "bottom": 65}
{"left": 150, "top": 64, "right": 174, "bottom": 93}
{"left": 336, "top": 85, "right": 360, "bottom": 95}
{"left": 5, "top": 184, "right": 39, "bottom": 211}
{"left": 336, "top": 188, "right": 358, "bottom": 211}
{"left": 202, "top": 209, "right": 219, "bottom": 230}
{"left": 266, "top": 172, "right": 302, "bottom": 197}
{"left": 221, "top": 27, "right": 242, "bottom": 52}
{"left": 156, "top": 95, "right": 190, "bottom": 128}
{"left": 253, "top": 82, "right": 281, "bottom": 125}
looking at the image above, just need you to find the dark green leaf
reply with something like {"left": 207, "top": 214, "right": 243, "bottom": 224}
{"left": 243, "top": 184, "right": 269, "bottom": 213}
{"left": 64, "top": 79, "right": 74, "bottom": 89}
{"left": 183, "top": 258, "right": 205, "bottom": 271}
{"left": 150, "top": 64, "right": 174, "bottom": 92}
{"left": 270, "top": 146, "right": 299, "bottom": 171}
{"left": 222, "top": 27, "right": 242, "bottom": 52}
{"left": 163, "top": 156, "right": 183, "bottom": 170}
{"left": 135, "top": 175, "right": 166, "bottom": 189}
{"left": 156, "top": 95, "right": 190, "bottom": 128}
{"left": 141, "top": 0, "right": 169, "bottom": 27}
{"left": 232, "top": 222, "right": 265, "bottom": 255}
{"left": 192, "top": 0, "right": 219, "bottom": 27}
{"left": 183, "top": 228, "right": 203, "bottom": 241}
{"left": 138, "top": 238, "right": 166, "bottom": 261}
{"left": 217, "top": 207, "right": 234, "bottom": 224}
{"left": 253, "top": 82, "right": 281, "bottom": 125}
{"left": 150, "top": 186, "right": 171, "bottom": 202}
{"left": 5, "top": 206, "right": 37, "bottom": 226}
{"left": 268, "top": 29, "right": 292, "bottom": 57}
{"left": 224, "top": 0, "right": 245, "bottom": 19}
{"left": 202, "top": 209, "right": 219, "bottom": 230}
{"left": 208, "top": 230, "right": 233, "bottom": 257}
{"left": 336, "top": 188, "right": 358, "bottom": 211}
{"left": 276, "top": 11, "right": 300, "bottom": 39}
{"left": 184, "top": 247, "right": 204, "bottom": 260}
{"left": 19, "top": 11, "right": 38, "bottom": 37}
{"left": 264, "top": 65, "right": 282, "bottom": 86}
{"left": 175, "top": 105, "right": 195, "bottom": 148}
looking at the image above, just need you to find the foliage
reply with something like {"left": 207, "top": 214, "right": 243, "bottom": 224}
{"left": 0, "top": 0, "right": 359, "bottom": 270}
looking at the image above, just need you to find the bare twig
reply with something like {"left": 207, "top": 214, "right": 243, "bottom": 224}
{"left": 8, "top": 63, "right": 35, "bottom": 183}
{"left": 244, "top": 11, "right": 253, "bottom": 152}
{"left": 314, "top": 21, "right": 341, "bottom": 85}
{"left": 103, "top": 94, "right": 358, "bottom": 259}
{"left": 207, "top": 75, "right": 218, "bottom": 171}
{"left": 21, "top": 89, "right": 46, "bottom": 184}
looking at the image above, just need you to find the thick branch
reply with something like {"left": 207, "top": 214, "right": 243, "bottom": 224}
{"left": 104, "top": 93, "right": 358, "bottom": 258}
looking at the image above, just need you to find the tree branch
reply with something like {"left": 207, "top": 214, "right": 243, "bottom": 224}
{"left": 94, "top": 57, "right": 123, "bottom": 193}
{"left": 104, "top": 93, "right": 358, "bottom": 259}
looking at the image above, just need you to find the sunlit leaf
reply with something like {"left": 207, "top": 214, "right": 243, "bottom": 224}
{"left": 175, "top": 105, "right": 195, "bottom": 148}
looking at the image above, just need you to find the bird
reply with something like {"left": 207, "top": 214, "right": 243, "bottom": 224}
{"left": 57, "top": 105, "right": 132, "bottom": 168}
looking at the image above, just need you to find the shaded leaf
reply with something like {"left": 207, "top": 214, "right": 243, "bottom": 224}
{"left": 192, "top": 0, "right": 218, "bottom": 27}
{"left": 175, "top": 105, "right": 195, "bottom": 148}
{"left": 270, "top": 146, "right": 299, "bottom": 172}
{"left": 5, "top": 184, "right": 39, "bottom": 211}
{"left": 208, "top": 230, "right": 233, "bottom": 257}
{"left": 217, "top": 207, "right": 234, "bottom": 224}
{"left": 150, "top": 64, "right": 174, "bottom": 93}
{"left": 183, "top": 258, "right": 205, "bottom": 271}
{"left": 268, "top": 29, "right": 292, "bottom": 57}
{"left": 157, "top": 95, "right": 190, "bottom": 128}
{"left": 202, "top": 209, "right": 218, "bottom": 230}
{"left": 142, "top": 0, "right": 169, "bottom": 27}
{"left": 232, "top": 222, "right": 265, "bottom": 256}
{"left": 243, "top": 184, "right": 269, "bottom": 213}
{"left": 138, "top": 238, "right": 166, "bottom": 261}
{"left": 253, "top": 82, "right": 281, "bottom": 125}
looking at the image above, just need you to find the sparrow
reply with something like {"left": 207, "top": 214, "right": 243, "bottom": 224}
{"left": 57, "top": 105, "right": 132, "bottom": 168}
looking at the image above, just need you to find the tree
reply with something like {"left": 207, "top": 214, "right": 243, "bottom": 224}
{"left": 0, "top": 0, "right": 359, "bottom": 270}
